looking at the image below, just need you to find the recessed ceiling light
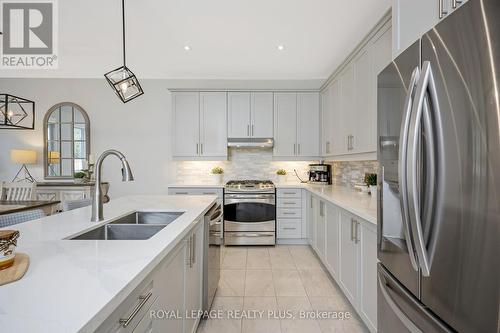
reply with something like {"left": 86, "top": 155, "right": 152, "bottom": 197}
{"left": 277, "top": 45, "right": 285, "bottom": 51}
{"left": 183, "top": 45, "right": 191, "bottom": 51}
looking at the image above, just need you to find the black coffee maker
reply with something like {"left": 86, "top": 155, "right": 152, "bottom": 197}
{"left": 308, "top": 163, "right": 332, "bottom": 185}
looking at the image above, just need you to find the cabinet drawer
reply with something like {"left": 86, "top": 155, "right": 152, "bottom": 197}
{"left": 97, "top": 279, "right": 157, "bottom": 333}
{"left": 277, "top": 188, "right": 302, "bottom": 198}
{"left": 277, "top": 219, "right": 302, "bottom": 238}
{"left": 277, "top": 208, "right": 302, "bottom": 219}
{"left": 277, "top": 198, "right": 302, "bottom": 208}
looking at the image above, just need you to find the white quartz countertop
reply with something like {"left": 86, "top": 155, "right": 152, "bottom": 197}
{"left": 0, "top": 195, "right": 217, "bottom": 333}
{"left": 276, "top": 183, "right": 377, "bottom": 224}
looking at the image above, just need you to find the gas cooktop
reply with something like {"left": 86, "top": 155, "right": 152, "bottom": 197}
{"left": 225, "top": 180, "right": 275, "bottom": 193}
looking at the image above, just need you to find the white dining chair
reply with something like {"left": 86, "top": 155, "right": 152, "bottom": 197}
{"left": 1, "top": 182, "right": 36, "bottom": 201}
{"left": 0, "top": 209, "right": 46, "bottom": 228}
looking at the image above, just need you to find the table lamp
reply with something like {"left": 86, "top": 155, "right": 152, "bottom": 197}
{"left": 11, "top": 149, "right": 37, "bottom": 182}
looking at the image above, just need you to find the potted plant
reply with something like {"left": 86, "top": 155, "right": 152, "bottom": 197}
{"left": 364, "top": 173, "right": 377, "bottom": 196}
{"left": 74, "top": 171, "right": 86, "bottom": 184}
{"left": 210, "top": 166, "right": 224, "bottom": 185}
{"left": 276, "top": 169, "right": 287, "bottom": 184}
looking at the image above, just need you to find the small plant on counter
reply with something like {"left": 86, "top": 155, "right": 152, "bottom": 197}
{"left": 74, "top": 171, "right": 87, "bottom": 183}
{"left": 211, "top": 166, "right": 224, "bottom": 174}
{"left": 74, "top": 171, "right": 86, "bottom": 179}
{"left": 364, "top": 173, "right": 377, "bottom": 186}
{"left": 276, "top": 169, "right": 287, "bottom": 176}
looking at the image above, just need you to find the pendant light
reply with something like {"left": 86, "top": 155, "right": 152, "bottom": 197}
{"left": 0, "top": 94, "right": 35, "bottom": 130}
{"left": 104, "top": 0, "right": 144, "bottom": 103}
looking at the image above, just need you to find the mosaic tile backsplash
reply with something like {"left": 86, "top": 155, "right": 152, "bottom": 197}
{"left": 174, "top": 148, "right": 312, "bottom": 184}
{"left": 173, "top": 147, "right": 378, "bottom": 187}
{"left": 331, "top": 160, "right": 379, "bottom": 187}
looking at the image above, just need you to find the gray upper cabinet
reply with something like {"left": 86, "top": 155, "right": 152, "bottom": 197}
{"left": 172, "top": 91, "right": 227, "bottom": 160}
{"left": 227, "top": 92, "right": 273, "bottom": 139}
{"left": 393, "top": 0, "right": 469, "bottom": 57}
{"left": 274, "top": 92, "right": 320, "bottom": 159}
{"left": 321, "top": 20, "right": 391, "bottom": 159}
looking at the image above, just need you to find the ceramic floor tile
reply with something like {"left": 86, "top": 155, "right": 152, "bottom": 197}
{"left": 247, "top": 248, "right": 271, "bottom": 269}
{"left": 269, "top": 248, "right": 296, "bottom": 269}
{"left": 218, "top": 270, "right": 246, "bottom": 296}
{"left": 276, "top": 296, "right": 312, "bottom": 316}
{"left": 273, "top": 270, "right": 307, "bottom": 296}
{"left": 342, "top": 317, "right": 370, "bottom": 333}
{"left": 197, "top": 317, "right": 242, "bottom": 333}
{"left": 222, "top": 247, "right": 247, "bottom": 269}
{"left": 289, "top": 246, "right": 323, "bottom": 269}
{"left": 280, "top": 319, "right": 322, "bottom": 333}
{"left": 299, "top": 269, "right": 338, "bottom": 297}
{"left": 211, "top": 296, "right": 244, "bottom": 311}
{"left": 245, "top": 270, "right": 275, "bottom": 296}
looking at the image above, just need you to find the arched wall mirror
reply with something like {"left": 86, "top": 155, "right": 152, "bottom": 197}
{"left": 43, "top": 103, "right": 90, "bottom": 179}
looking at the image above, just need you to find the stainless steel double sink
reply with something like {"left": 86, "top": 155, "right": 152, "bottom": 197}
{"left": 69, "top": 212, "right": 184, "bottom": 240}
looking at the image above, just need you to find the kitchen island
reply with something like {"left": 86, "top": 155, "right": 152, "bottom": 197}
{"left": 0, "top": 195, "right": 216, "bottom": 333}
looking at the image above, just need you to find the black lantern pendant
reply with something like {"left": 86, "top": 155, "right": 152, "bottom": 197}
{"left": 0, "top": 94, "right": 35, "bottom": 129}
{"left": 104, "top": 0, "right": 144, "bottom": 103}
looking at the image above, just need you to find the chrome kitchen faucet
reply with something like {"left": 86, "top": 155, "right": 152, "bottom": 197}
{"left": 91, "top": 150, "right": 134, "bottom": 222}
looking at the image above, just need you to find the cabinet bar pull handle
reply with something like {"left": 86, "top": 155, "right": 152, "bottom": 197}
{"left": 196, "top": 143, "right": 199, "bottom": 155}
{"left": 176, "top": 192, "right": 189, "bottom": 195}
{"left": 350, "top": 218, "right": 354, "bottom": 241}
{"left": 247, "top": 125, "right": 250, "bottom": 136}
{"left": 119, "top": 291, "right": 153, "bottom": 327}
{"left": 283, "top": 212, "right": 296, "bottom": 215}
{"left": 282, "top": 202, "right": 295, "bottom": 205}
{"left": 354, "top": 220, "right": 359, "bottom": 244}
{"left": 452, "top": 0, "right": 462, "bottom": 8}
{"left": 200, "top": 143, "right": 203, "bottom": 155}
{"left": 191, "top": 233, "right": 196, "bottom": 264}
{"left": 283, "top": 227, "right": 296, "bottom": 230}
{"left": 439, "top": 0, "right": 448, "bottom": 19}
{"left": 251, "top": 124, "right": 254, "bottom": 136}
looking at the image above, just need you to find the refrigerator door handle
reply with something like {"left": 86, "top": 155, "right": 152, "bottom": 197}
{"left": 408, "top": 61, "right": 439, "bottom": 277}
{"left": 378, "top": 268, "right": 423, "bottom": 333}
{"left": 398, "top": 66, "right": 420, "bottom": 272}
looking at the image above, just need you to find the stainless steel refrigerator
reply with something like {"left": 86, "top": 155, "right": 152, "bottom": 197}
{"left": 377, "top": 0, "right": 499, "bottom": 332}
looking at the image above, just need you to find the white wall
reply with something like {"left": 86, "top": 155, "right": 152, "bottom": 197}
{"left": 0, "top": 78, "right": 324, "bottom": 198}
{"left": 0, "top": 78, "right": 174, "bottom": 198}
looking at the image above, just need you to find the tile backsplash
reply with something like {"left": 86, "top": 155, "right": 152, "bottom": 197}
{"left": 174, "top": 148, "right": 312, "bottom": 184}
{"left": 174, "top": 147, "right": 378, "bottom": 187}
{"left": 331, "top": 160, "right": 379, "bottom": 187}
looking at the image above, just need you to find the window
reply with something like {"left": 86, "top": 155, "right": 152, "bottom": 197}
{"left": 43, "top": 103, "right": 90, "bottom": 178}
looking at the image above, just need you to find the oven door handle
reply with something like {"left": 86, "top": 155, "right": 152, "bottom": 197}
{"left": 225, "top": 194, "right": 275, "bottom": 200}
{"left": 227, "top": 232, "right": 275, "bottom": 237}
{"left": 225, "top": 198, "right": 275, "bottom": 205}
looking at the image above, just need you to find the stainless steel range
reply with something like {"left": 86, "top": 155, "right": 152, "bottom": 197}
{"left": 224, "top": 180, "right": 276, "bottom": 245}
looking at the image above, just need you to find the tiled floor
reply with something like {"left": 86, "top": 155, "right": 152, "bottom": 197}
{"left": 197, "top": 245, "right": 369, "bottom": 333}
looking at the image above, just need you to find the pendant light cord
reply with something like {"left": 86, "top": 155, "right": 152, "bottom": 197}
{"left": 122, "top": 0, "right": 126, "bottom": 66}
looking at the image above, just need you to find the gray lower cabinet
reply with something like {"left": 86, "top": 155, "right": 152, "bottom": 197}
{"left": 339, "top": 210, "right": 359, "bottom": 306}
{"left": 96, "top": 220, "right": 204, "bottom": 333}
{"left": 307, "top": 197, "right": 377, "bottom": 333}
{"left": 184, "top": 222, "right": 204, "bottom": 333}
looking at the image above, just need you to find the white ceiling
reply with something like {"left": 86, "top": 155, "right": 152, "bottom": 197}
{"left": 0, "top": 0, "right": 391, "bottom": 81}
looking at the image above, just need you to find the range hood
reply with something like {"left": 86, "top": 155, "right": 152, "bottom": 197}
{"left": 227, "top": 138, "right": 274, "bottom": 148}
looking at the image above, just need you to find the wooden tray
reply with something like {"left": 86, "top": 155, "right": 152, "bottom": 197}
{"left": 0, "top": 253, "right": 29, "bottom": 286}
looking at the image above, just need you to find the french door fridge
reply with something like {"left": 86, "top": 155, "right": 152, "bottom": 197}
{"left": 377, "top": 0, "right": 499, "bottom": 332}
